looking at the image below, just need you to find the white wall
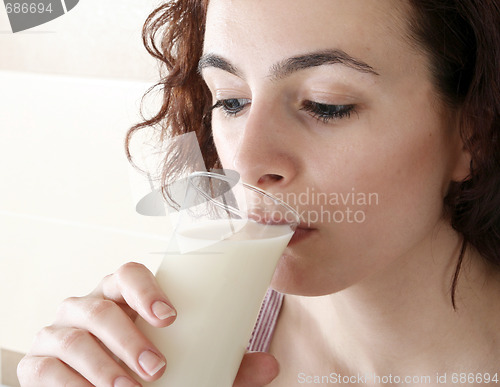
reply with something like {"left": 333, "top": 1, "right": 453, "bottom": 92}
{"left": 0, "top": 0, "right": 160, "bottom": 80}
{"left": 0, "top": 2, "right": 172, "bottom": 380}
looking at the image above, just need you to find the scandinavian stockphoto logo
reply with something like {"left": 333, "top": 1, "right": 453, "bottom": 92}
{"left": 4, "top": 0, "right": 79, "bottom": 33}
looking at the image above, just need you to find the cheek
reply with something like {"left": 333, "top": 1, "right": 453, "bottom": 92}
{"left": 373, "top": 109, "right": 452, "bottom": 217}
{"left": 212, "top": 129, "right": 236, "bottom": 169}
{"left": 360, "top": 135, "right": 446, "bottom": 240}
{"left": 285, "top": 120, "right": 452, "bottom": 294}
{"left": 330, "top": 106, "right": 453, "bottom": 259}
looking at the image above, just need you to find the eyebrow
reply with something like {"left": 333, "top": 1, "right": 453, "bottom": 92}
{"left": 198, "top": 49, "right": 379, "bottom": 79}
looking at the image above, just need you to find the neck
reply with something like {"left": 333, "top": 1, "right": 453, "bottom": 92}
{"left": 285, "top": 221, "right": 500, "bottom": 377}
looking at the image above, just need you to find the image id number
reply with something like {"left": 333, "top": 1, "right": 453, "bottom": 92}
{"left": 451, "top": 373, "right": 499, "bottom": 384}
{"left": 5, "top": 3, "right": 53, "bottom": 14}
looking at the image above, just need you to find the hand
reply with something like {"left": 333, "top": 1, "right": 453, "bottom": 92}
{"left": 234, "top": 352, "right": 280, "bottom": 387}
{"left": 18, "top": 262, "right": 174, "bottom": 386}
{"left": 17, "top": 262, "right": 280, "bottom": 386}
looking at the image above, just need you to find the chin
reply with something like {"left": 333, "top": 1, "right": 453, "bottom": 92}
{"left": 270, "top": 254, "right": 335, "bottom": 296}
{"left": 270, "top": 251, "right": 366, "bottom": 296}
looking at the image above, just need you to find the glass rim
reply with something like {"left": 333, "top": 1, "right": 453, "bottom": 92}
{"left": 187, "top": 171, "right": 300, "bottom": 225}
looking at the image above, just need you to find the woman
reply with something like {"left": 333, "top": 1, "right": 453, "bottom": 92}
{"left": 18, "top": 0, "right": 500, "bottom": 386}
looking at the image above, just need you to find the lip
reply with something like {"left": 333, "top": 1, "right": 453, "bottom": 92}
{"left": 288, "top": 225, "right": 316, "bottom": 246}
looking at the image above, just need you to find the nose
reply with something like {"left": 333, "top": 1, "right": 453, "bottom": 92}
{"left": 231, "top": 101, "right": 297, "bottom": 191}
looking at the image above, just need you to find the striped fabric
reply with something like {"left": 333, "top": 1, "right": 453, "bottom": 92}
{"left": 247, "top": 288, "right": 284, "bottom": 352}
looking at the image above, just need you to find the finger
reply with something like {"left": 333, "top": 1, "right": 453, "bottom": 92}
{"left": 29, "top": 326, "right": 141, "bottom": 386}
{"left": 233, "top": 352, "right": 280, "bottom": 387}
{"left": 17, "top": 355, "right": 93, "bottom": 387}
{"left": 93, "top": 262, "right": 176, "bottom": 327}
{"left": 54, "top": 297, "right": 167, "bottom": 381}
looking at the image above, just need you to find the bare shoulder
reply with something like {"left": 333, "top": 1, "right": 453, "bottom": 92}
{"left": 267, "top": 295, "right": 341, "bottom": 386}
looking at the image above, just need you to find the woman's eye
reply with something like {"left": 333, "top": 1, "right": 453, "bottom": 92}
{"left": 212, "top": 98, "right": 251, "bottom": 117}
{"left": 300, "top": 101, "right": 356, "bottom": 123}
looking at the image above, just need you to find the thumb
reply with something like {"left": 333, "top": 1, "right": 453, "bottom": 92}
{"left": 233, "top": 352, "right": 280, "bottom": 387}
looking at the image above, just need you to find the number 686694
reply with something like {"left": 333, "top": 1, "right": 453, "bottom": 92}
{"left": 5, "top": 3, "right": 53, "bottom": 14}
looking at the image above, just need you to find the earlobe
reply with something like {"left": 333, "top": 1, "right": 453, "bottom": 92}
{"left": 448, "top": 109, "right": 472, "bottom": 183}
{"left": 451, "top": 145, "right": 472, "bottom": 183}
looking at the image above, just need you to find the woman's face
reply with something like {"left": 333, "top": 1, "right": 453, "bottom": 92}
{"left": 201, "top": 0, "right": 468, "bottom": 296}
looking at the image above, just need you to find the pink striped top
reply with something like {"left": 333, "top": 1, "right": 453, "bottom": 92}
{"left": 247, "top": 288, "right": 284, "bottom": 352}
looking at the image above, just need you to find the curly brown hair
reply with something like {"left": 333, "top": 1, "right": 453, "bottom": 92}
{"left": 126, "top": 0, "right": 500, "bottom": 307}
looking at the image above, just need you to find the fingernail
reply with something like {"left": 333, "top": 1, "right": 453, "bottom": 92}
{"left": 114, "top": 376, "right": 140, "bottom": 387}
{"left": 139, "top": 350, "right": 166, "bottom": 376}
{"left": 152, "top": 301, "right": 176, "bottom": 320}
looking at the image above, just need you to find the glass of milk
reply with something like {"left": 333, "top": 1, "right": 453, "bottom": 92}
{"left": 136, "top": 171, "right": 299, "bottom": 387}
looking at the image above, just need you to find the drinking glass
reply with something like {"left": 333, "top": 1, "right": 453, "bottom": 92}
{"left": 136, "top": 171, "right": 299, "bottom": 386}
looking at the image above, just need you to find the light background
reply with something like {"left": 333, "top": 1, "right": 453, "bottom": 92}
{"left": 0, "top": 1, "right": 172, "bottom": 384}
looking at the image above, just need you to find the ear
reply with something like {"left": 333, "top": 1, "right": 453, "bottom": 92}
{"left": 449, "top": 117, "right": 472, "bottom": 182}
{"left": 450, "top": 145, "right": 472, "bottom": 182}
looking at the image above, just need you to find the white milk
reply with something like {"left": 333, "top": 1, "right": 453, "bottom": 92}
{"left": 137, "top": 219, "right": 293, "bottom": 387}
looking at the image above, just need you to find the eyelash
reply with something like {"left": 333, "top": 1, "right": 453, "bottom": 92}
{"left": 211, "top": 98, "right": 250, "bottom": 117}
{"left": 300, "top": 101, "right": 355, "bottom": 123}
{"left": 211, "top": 98, "right": 356, "bottom": 123}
